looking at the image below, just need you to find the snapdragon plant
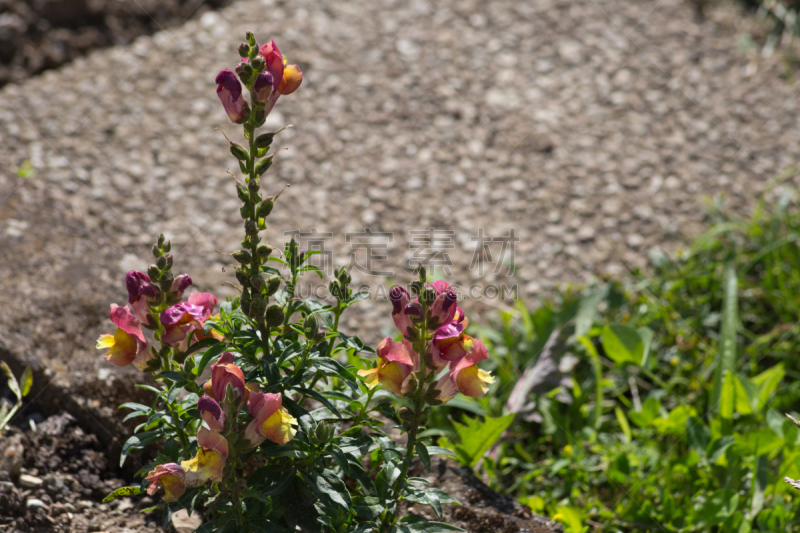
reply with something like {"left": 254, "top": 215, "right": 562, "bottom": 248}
{"left": 98, "top": 32, "right": 493, "bottom": 533}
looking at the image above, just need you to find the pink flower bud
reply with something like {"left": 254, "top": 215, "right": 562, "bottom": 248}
{"left": 197, "top": 396, "right": 226, "bottom": 432}
{"left": 170, "top": 274, "right": 192, "bottom": 299}
{"left": 215, "top": 69, "right": 247, "bottom": 122}
{"left": 126, "top": 270, "right": 158, "bottom": 325}
{"left": 202, "top": 352, "right": 247, "bottom": 404}
{"left": 253, "top": 71, "right": 274, "bottom": 103}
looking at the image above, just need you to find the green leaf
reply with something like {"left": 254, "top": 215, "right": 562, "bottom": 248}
{"left": 451, "top": 414, "right": 514, "bottom": 468}
{"left": 102, "top": 486, "right": 141, "bottom": 503}
{"left": 629, "top": 397, "right": 660, "bottom": 428}
{"left": 416, "top": 442, "right": 431, "bottom": 472}
{"left": 120, "top": 431, "right": 161, "bottom": 467}
{"left": 300, "top": 469, "right": 351, "bottom": 511}
{"left": 686, "top": 416, "right": 711, "bottom": 457}
{"left": 19, "top": 367, "right": 33, "bottom": 397}
{"left": 637, "top": 327, "right": 653, "bottom": 368}
{"left": 194, "top": 342, "right": 228, "bottom": 376}
{"left": 0, "top": 362, "right": 21, "bottom": 401}
{"left": 712, "top": 262, "right": 738, "bottom": 412}
{"left": 752, "top": 363, "right": 785, "bottom": 411}
{"left": 653, "top": 405, "right": 697, "bottom": 436}
{"left": 601, "top": 324, "right": 643, "bottom": 365}
{"left": 751, "top": 455, "right": 768, "bottom": 518}
{"left": 615, "top": 407, "right": 631, "bottom": 444}
{"left": 424, "top": 446, "right": 458, "bottom": 459}
{"left": 554, "top": 506, "right": 587, "bottom": 533}
{"left": 719, "top": 371, "right": 735, "bottom": 420}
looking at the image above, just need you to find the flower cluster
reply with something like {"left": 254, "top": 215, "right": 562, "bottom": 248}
{"left": 144, "top": 351, "right": 297, "bottom": 502}
{"left": 215, "top": 39, "right": 302, "bottom": 124}
{"left": 359, "top": 281, "right": 494, "bottom": 402}
{"left": 97, "top": 267, "right": 217, "bottom": 368}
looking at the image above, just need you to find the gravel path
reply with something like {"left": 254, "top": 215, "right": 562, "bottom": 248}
{"left": 1, "top": 0, "right": 799, "bottom": 386}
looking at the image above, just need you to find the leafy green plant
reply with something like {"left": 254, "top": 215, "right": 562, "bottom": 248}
{"left": 94, "top": 30, "right": 497, "bottom": 533}
{"left": 0, "top": 362, "right": 32, "bottom": 433}
{"left": 428, "top": 184, "right": 800, "bottom": 531}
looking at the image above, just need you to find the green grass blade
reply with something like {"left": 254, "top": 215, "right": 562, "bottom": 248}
{"left": 712, "top": 262, "right": 738, "bottom": 412}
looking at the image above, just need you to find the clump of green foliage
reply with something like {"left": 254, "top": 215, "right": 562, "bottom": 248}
{"left": 432, "top": 183, "right": 800, "bottom": 532}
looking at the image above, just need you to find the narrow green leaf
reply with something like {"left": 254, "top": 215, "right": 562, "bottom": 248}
{"left": 615, "top": 406, "right": 632, "bottom": 444}
{"left": 102, "top": 486, "right": 141, "bottom": 503}
{"left": 19, "top": 367, "right": 33, "bottom": 397}
{"left": 712, "top": 262, "right": 738, "bottom": 411}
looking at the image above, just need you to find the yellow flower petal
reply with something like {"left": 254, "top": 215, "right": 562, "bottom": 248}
{"left": 260, "top": 407, "right": 297, "bottom": 445}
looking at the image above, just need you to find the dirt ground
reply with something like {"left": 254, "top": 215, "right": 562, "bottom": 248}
{"left": 0, "top": 0, "right": 233, "bottom": 87}
{"left": 0, "top": 413, "right": 162, "bottom": 533}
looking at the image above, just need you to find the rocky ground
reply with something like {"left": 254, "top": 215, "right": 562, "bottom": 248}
{"left": 0, "top": 0, "right": 233, "bottom": 87}
{"left": 0, "top": 0, "right": 799, "bottom": 530}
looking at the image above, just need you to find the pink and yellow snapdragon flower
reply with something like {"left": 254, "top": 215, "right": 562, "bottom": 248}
{"left": 96, "top": 304, "right": 155, "bottom": 370}
{"left": 245, "top": 391, "right": 297, "bottom": 446}
{"left": 364, "top": 281, "right": 493, "bottom": 402}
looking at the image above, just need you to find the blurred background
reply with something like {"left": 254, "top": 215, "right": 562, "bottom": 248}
{"left": 2, "top": 0, "right": 800, "bottom": 531}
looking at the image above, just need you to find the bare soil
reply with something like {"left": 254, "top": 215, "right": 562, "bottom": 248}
{"left": 0, "top": 413, "right": 161, "bottom": 533}
{"left": 0, "top": 0, "right": 233, "bottom": 87}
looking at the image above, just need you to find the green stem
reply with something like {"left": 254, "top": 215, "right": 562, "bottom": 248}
{"left": 381, "top": 320, "right": 431, "bottom": 532}
{"left": 246, "top": 96, "right": 271, "bottom": 362}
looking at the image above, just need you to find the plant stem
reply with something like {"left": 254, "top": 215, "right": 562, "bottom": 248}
{"left": 380, "top": 319, "right": 431, "bottom": 532}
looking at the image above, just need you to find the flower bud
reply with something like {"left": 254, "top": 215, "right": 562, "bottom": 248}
{"left": 312, "top": 422, "right": 334, "bottom": 445}
{"left": 232, "top": 250, "right": 252, "bottom": 264}
{"left": 230, "top": 143, "right": 249, "bottom": 161}
{"left": 241, "top": 287, "right": 252, "bottom": 310}
{"left": 245, "top": 220, "right": 258, "bottom": 236}
{"left": 235, "top": 62, "right": 253, "bottom": 84}
{"left": 421, "top": 287, "right": 437, "bottom": 305}
{"left": 247, "top": 177, "right": 259, "bottom": 191}
{"left": 265, "top": 304, "right": 285, "bottom": 327}
{"left": 163, "top": 240, "right": 171, "bottom": 252}
{"left": 399, "top": 407, "right": 415, "bottom": 423}
{"left": 147, "top": 264, "right": 160, "bottom": 280}
{"left": 329, "top": 279, "right": 342, "bottom": 299}
{"left": 235, "top": 268, "right": 250, "bottom": 287}
{"left": 256, "top": 198, "right": 274, "bottom": 218}
{"left": 156, "top": 255, "right": 168, "bottom": 270}
{"left": 303, "top": 313, "right": 318, "bottom": 333}
{"left": 159, "top": 272, "right": 174, "bottom": 292}
{"left": 254, "top": 108, "right": 266, "bottom": 127}
{"left": 264, "top": 275, "right": 281, "bottom": 296}
{"left": 253, "top": 72, "right": 273, "bottom": 104}
{"left": 251, "top": 55, "right": 266, "bottom": 72}
{"left": 257, "top": 245, "right": 273, "bottom": 259}
{"left": 246, "top": 31, "right": 256, "bottom": 47}
{"left": 418, "top": 265, "right": 427, "bottom": 283}
{"left": 337, "top": 268, "right": 352, "bottom": 285}
{"left": 152, "top": 244, "right": 162, "bottom": 258}
{"left": 158, "top": 233, "right": 166, "bottom": 247}
{"left": 250, "top": 296, "right": 267, "bottom": 317}
{"left": 238, "top": 42, "right": 250, "bottom": 58}
{"left": 165, "top": 254, "right": 173, "bottom": 270}
{"left": 409, "top": 281, "right": 423, "bottom": 297}
{"left": 236, "top": 183, "right": 249, "bottom": 202}
{"left": 240, "top": 204, "right": 252, "bottom": 219}
{"left": 255, "top": 133, "right": 274, "bottom": 149}
{"left": 255, "top": 157, "right": 273, "bottom": 176}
